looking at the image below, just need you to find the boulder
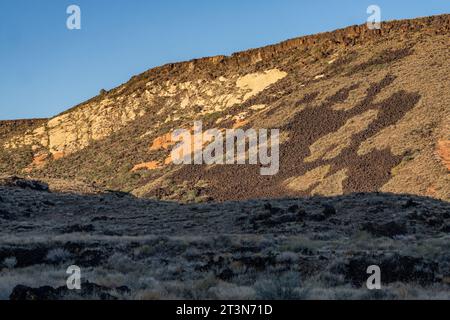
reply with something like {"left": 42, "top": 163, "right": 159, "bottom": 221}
{"left": 9, "top": 282, "right": 127, "bottom": 300}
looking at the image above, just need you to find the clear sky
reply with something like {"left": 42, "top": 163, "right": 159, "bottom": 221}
{"left": 0, "top": 0, "right": 448, "bottom": 120}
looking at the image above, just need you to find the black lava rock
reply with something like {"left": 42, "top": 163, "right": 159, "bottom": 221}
{"left": 10, "top": 282, "right": 121, "bottom": 300}
{"left": 362, "top": 221, "right": 407, "bottom": 238}
{"left": 322, "top": 204, "right": 336, "bottom": 217}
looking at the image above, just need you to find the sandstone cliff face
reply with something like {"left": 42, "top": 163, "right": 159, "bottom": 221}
{"left": 2, "top": 69, "right": 286, "bottom": 158}
{"left": 1, "top": 15, "right": 449, "bottom": 201}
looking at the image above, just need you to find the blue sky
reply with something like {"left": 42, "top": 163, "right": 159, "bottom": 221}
{"left": 0, "top": 0, "right": 448, "bottom": 120}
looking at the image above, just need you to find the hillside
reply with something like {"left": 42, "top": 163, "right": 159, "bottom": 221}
{"left": 1, "top": 14, "right": 449, "bottom": 202}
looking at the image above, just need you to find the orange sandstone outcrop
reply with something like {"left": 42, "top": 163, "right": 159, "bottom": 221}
{"left": 149, "top": 133, "right": 175, "bottom": 151}
{"left": 22, "top": 153, "right": 49, "bottom": 173}
{"left": 437, "top": 140, "right": 450, "bottom": 171}
{"left": 131, "top": 161, "right": 162, "bottom": 171}
{"left": 53, "top": 152, "right": 65, "bottom": 160}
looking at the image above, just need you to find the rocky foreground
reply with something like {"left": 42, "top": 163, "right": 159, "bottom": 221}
{"left": 0, "top": 177, "right": 449, "bottom": 300}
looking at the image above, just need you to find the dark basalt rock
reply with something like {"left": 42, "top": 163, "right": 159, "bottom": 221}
{"left": 309, "top": 213, "right": 327, "bottom": 222}
{"left": 105, "top": 190, "right": 131, "bottom": 198}
{"left": 1, "top": 176, "right": 49, "bottom": 192}
{"left": 10, "top": 285, "right": 59, "bottom": 300}
{"left": 322, "top": 204, "right": 337, "bottom": 217}
{"left": 275, "top": 213, "right": 301, "bottom": 224}
{"left": 264, "top": 203, "right": 282, "bottom": 215}
{"left": 362, "top": 221, "right": 408, "bottom": 238}
{"left": 9, "top": 282, "right": 127, "bottom": 300}
{"left": 234, "top": 254, "right": 276, "bottom": 271}
{"left": 440, "top": 223, "right": 450, "bottom": 233}
{"left": 75, "top": 249, "right": 107, "bottom": 267}
{"left": 343, "top": 254, "right": 438, "bottom": 286}
{"left": 0, "top": 247, "right": 49, "bottom": 268}
{"left": 402, "top": 199, "right": 419, "bottom": 208}
{"left": 0, "top": 208, "right": 13, "bottom": 220}
{"left": 217, "top": 267, "right": 234, "bottom": 281}
{"left": 61, "top": 224, "right": 95, "bottom": 234}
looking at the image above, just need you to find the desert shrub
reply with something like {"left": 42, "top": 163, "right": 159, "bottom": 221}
{"left": 209, "top": 283, "right": 256, "bottom": 300}
{"left": 357, "top": 289, "right": 398, "bottom": 300}
{"left": 135, "top": 289, "right": 167, "bottom": 300}
{"left": 177, "top": 273, "right": 220, "bottom": 299}
{"left": 254, "top": 272, "right": 309, "bottom": 300}
{"left": 333, "top": 288, "right": 358, "bottom": 300}
{"left": 106, "top": 252, "right": 136, "bottom": 273}
{"left": 133, "top": 245, "right": 154, "bottom": 258}
{"left": 46, "top": 248, "right": 71, "bottom": 264}
{"left": 280, "top": 235, "right": 322, "bottom": 253}
{"left": 315, "top": 271, "right": 348, "bottom": 287}
{"left": 2, "top": 257, "right": 17, "bottom": 269}
{"left": 276, "top": 252, "right": 299, "bottom": 264}
{"left": 212, "top": 235, "right": 232, "bottom": 248}
{"left": 183, "top": 247, "right": 201, "bottom": 259}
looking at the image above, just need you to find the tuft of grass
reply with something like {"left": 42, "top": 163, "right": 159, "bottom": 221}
{"left": 2, "top": 257, "right": 17, "bottom": 269}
